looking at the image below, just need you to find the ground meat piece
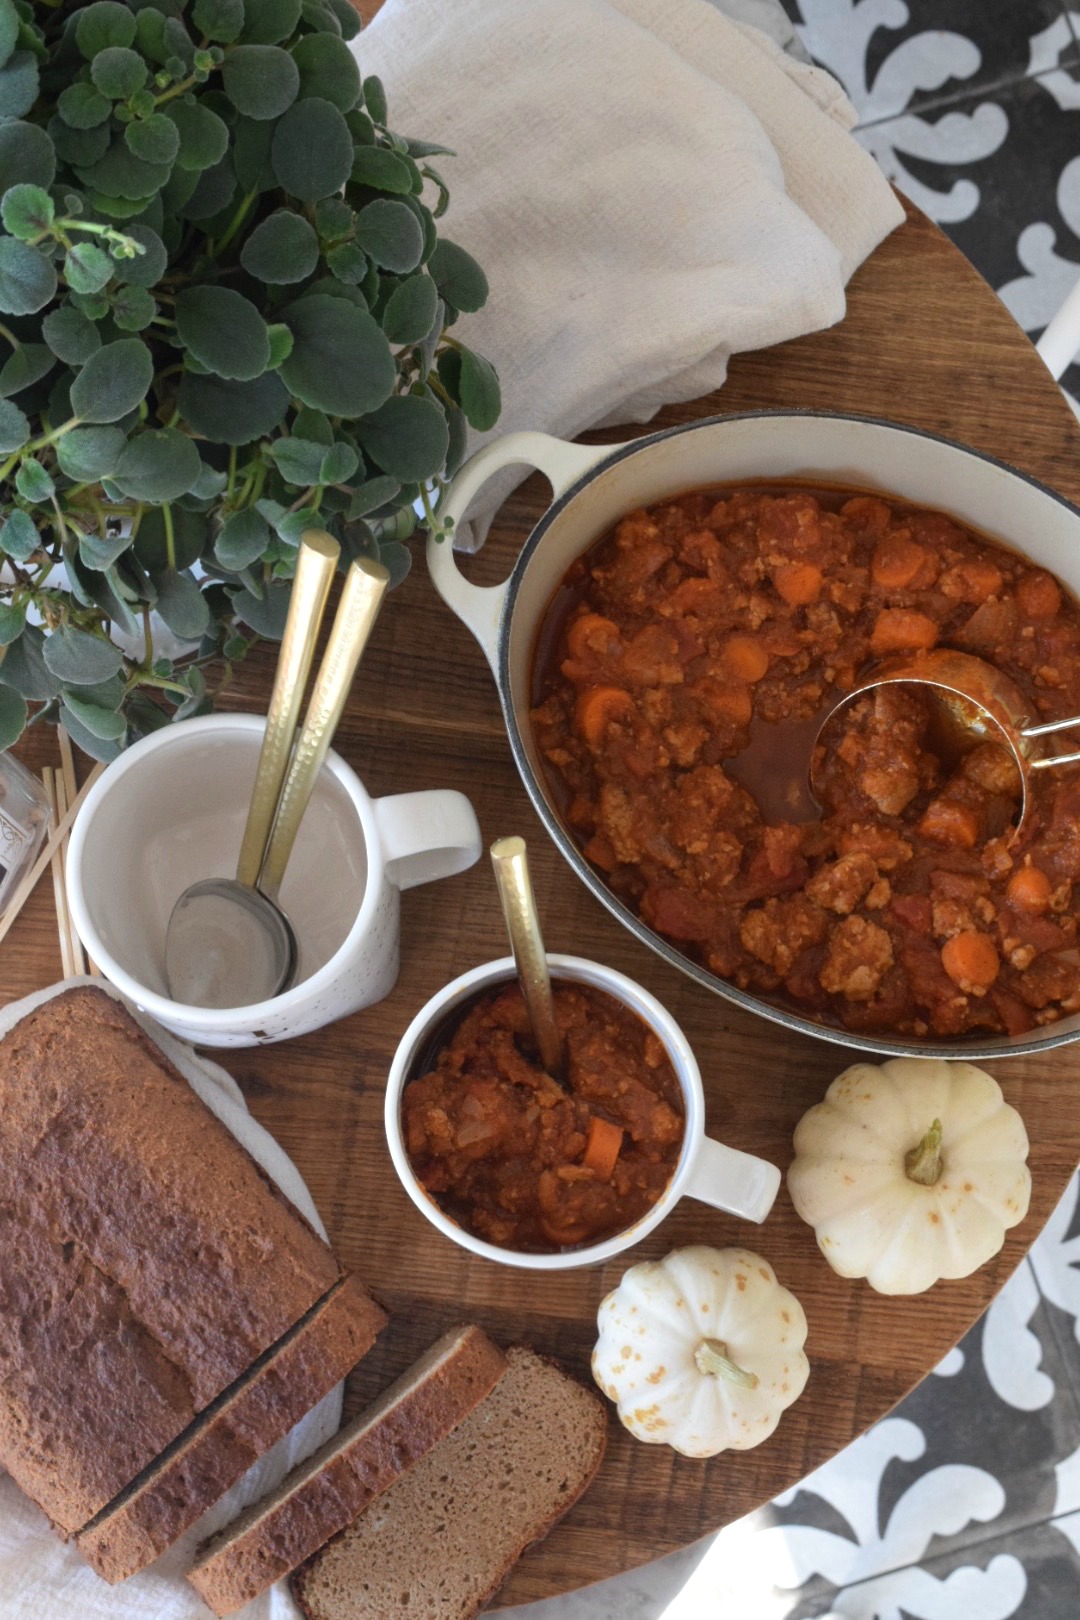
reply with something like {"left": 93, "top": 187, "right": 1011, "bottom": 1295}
{"left": 740, "top": 896, "right": 829, "bottom": 976}
{"left": 805, "top": 852, "right": 879, "bottom": 914}
{"left": 959, "top": 742, "right": 1023, "bottom": 798}
{"left": 819, "top": 916, "right": 894, "bottom": 1001}
{"left": 930, "top": 871, "right": 995, "bottom": 939}
{"left": 837, "top": 824, "right": 913, "bottom": 870}
{"left": 1015, "top": 954, "right": 1080, "bottom": 1010}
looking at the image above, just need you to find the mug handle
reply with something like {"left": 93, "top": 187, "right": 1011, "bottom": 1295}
{"left": 427, "top": 431, "right": 617, "bottom": 673}
{"left": 684, "top": 1136, "right": 782, "bottom": 1225}
{"left": 373, "top": 789, "right": 482, "bottom": 892}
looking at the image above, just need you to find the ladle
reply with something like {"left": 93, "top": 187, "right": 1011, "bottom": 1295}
{"left": 490, "top": 835, "right": 566, "bottom": 1082}
{"left": 165, "top": 553, "right": 389, "bottom": 1008}
{"left": 809, "top": 647, "right": 1080, "bottom": 833}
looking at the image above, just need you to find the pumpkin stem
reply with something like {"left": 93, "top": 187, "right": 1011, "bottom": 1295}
{"left": 694, "top": 1338, "right": 759, "bottom": 1389}
{"left": 905, "top": 1118, "right": 944, "bottom": 1186}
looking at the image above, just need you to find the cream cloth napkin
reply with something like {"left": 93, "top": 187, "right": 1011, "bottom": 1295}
{"left": 355, "top": 0, "right": 905, "bottom": 541}
{"left": 0, "top": 979, "right": 327, "bottom": 1620}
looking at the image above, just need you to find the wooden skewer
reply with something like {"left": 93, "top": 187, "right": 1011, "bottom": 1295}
{"left": 54, "top": 772, "right": 86, "bottom": 976}
{"left": 0, "top": 762, "right": 105, "bottom": 951}
{"left": 41, "top": 768, "right": 74, "bottom": 979}
{"left": 56, "top": 727, "right": 94, "bottom": 975}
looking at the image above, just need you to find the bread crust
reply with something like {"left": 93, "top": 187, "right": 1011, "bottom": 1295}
{"left": 77, "top": 1273, "right": 386, "bottom": 1582}
{"left": 188, "top": 1325, "right": 506, "bottom": 1617}
{"left": 0, "top": 987, "right": 341, "bottom": 1532}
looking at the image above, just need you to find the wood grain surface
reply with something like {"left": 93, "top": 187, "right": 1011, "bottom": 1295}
{"left": 6, "top": 122, "right": 1080, "bottom": 1620}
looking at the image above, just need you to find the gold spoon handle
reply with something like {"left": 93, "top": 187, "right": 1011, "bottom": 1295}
{"left": 490, "top": 835, "right": 565, "bottom": 1079}
{"left": 235, "top": 530, "right": 339, "bottom": 889}
{"left": 259, "top": 556, "right": 389, "bottom": 901}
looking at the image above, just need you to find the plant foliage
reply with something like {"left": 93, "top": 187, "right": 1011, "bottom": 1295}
{"left": 0, "top": 0, "right": 498, "bottom": 758}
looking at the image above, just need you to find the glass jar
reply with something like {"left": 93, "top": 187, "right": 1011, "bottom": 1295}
{"left": 0, "top": 753, "right": 51, "bottom": 917}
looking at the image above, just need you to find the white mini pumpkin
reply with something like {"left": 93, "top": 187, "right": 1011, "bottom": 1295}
{"left": 591, "top": 1245, "right": 809, "bottom": 1457}
{"left": 788, "top": 1058, "right": 1031, "bottom": 1295}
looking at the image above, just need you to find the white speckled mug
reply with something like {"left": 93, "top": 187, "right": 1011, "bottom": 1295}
{"left": 66, "top": 714, "right": 482, "bottom": 1047}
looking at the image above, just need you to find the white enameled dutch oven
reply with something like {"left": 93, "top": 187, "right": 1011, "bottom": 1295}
{"left": 427, "top": 411, "right": 1080, "bottom": 1061}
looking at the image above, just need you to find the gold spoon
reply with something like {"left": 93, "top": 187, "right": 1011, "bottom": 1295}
{"left": 165, "top": 550, "right": 389, "bottom": 1008}
{"left": 490, "top": 835, "right": 565, "bottom": 1081}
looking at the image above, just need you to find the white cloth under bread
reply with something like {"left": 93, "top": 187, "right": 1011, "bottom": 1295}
{"left": 0, "top": 978, "right": 319, "bottom": 1620}
{"left": 354, "top": 0, "right": 905, "bottom": 543}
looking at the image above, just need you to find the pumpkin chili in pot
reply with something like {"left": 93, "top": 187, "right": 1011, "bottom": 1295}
{"left": 530, "top": 486, "right": 1080, "bottom": 1041}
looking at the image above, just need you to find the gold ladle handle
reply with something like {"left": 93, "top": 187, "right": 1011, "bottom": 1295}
{"left": 259, "top": 555, "right": 389, "bottom": 901}
{"left": 490, "top": 835, "right": 565, "bottom": 1080}
{"left": 235, "top": 530, "right": 339, "bottom": 889}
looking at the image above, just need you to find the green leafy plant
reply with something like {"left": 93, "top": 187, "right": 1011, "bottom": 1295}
{"left": 0, "top": 0, "right": 499, "bottom": 760}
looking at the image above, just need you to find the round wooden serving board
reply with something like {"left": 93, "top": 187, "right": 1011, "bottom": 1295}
{"left": 7, "top": 196, "right": 1080, "bottom": 1607}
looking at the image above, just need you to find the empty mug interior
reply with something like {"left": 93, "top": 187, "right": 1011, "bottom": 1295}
{"left": 77, "top": 727, "right": 367, "bottom": 999}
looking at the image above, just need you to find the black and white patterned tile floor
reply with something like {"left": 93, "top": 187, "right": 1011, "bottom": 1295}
{"left": 505, "top": 5, "right": 1080, "bottom": 1616}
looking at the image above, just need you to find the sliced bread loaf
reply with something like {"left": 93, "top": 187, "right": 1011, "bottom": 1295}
{"left": 76, "top": 1273, "right": 386, "bottom": 1583}
{"left": 188, "top": 1324, "right": 506, "bottom": 1617}
{"left": 290, "top": 1346, "right": 607, "bottom": 1620}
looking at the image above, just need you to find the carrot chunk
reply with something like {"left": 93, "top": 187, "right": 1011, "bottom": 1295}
{"left": 566, "top": 613, "right": 620, "bottom": 663}
{"left": 582, "top": 1116, "right": 623, "bottom": 1180}
{"left": 941, "top": 931, "right": 1000, "bottom": 995}
{"left": 870, "top": 608, "right": 939, "bottom": 654}
{"left": 772, "top": 562, "right": 822, "bottom": 606}
{"left": 1006, "top": 865, "right": 1053, "bottom": 914}
{"left": 870, "top": 534, "right": 930, "bottom": 590}
{"left": 575, "top": 685, "right": 634, "bottom": 745}
{"left": 720, "top": 634, "right": 770, "bottom": 683}
{"left": 1016, "top": 570, "right": 1061, "bottom": 620}
{"left": 918, "top": 799, "right": 981, "bottom": 848}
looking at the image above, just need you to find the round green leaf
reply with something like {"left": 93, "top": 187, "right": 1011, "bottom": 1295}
{"left": 193, "top": 0, "right": 245, "bottom": 43}
{"left": 0, "top": 121, "right": 56, "bottom": 193}
{"left": 57, "top": 704, "right": 124, "bottom": 763}
{"left": 177, "top": 370, "right": 289, "bottom": 444}
{"left": 326, "top": 0, "right": 361, "bottom": 41}
{"left": 50, "top": 117, "right": 111, "bottom": 171}
{"left": 113, "top": 224, "right": 167, "bottom": 288}
{"left": 91, "top": 46, "right": 147, "bottom": 101}
{"left": 325, "top": 242, "right": 366, "bottom": 285}
{"left": 76, "top": 142, "right": 171, "bottom": 202}
{"left": 0, "top": 683, "right": 27, "bottom": 750}
{"left": 291, "top": 32, "right": 361, "bottom": 111}
{"left": 43, "top": 626, "right": 125, "bottom": 685}
{"left": 166, "top": 99, "right": 230, "bottom": 172}
{"left": 0, "top": 508, "right": 37, "bottom": 560}
{"left": 349, "top": 146, "right": 414, "bottom": 198}
{"left": 354, "top": 199, "right": 424, "bottom": 274}
{"left": 114, "top": 428, "right": 202, "bottom": 501}
{"left": 427, "top": 239, "right": 489, "bottom": 313}
{"left": 358, "top": 394, "right": 449, "bottom": 483}
{"left": 222, "top": 45, "right": 299, "bottom": 120}
{"left": 58, "top": 81, "right": 113, "bottom": 130}
{"left": 0, "top": 626, "right": 59, "bottom": 700}
{"left": 280, "top": 294, "right": 396, "bottom": 416}
{"left": 112, "top": 284, "right": 156, "bottom": 331}
{"left": 241, "top": 0, "right": 301, "bottom": 43}
{"left": 60, "top": 690, "right": 127, "bottom": 742}
{"left": 44, "top": 305, "right": 102, "bottom": 366}
{"left": 320, "top": 440, "right": 359, "bottom": 484}
{"left": 176, "top": 285, "right": 270, "bottom": 381}
{"left": 56, "top": 425, "right": 127, "bottom": 482}
{"left": 215, "top": 507, "right": 270, "bottom": 571}
{"left": 176, "top": 155, "right": 236, "bottom": 221}
{"left": 231, "top": 115, "right": 276, "bottom": 193}
{"left": 125, "top": 113, "right": 181, "bottom": 167}
{"left": 0, "top": 239, "right": 55, "bottom": 317}
{"left": 0, "top": 344, "right": 54, "bottom": 397}
{"left": 457, "top": 345, "right": 501, "bottom": 433}
{"left": 232, "top": 580, "right": 292, "bottom": 639}
{"left": 0, "top": 396, "right": 29, "bottom": 454}
{"left": 240, "top": 210, "right": 319, "bottom": 284}
{"left": 1, "top": 184, "right": 55, "bottom": 242}
{"left": 0, "top": 53, "right": 39, "bottom": 120}
{"left": 65, "top": 241, "right": 115, "bottom": 295}
{"left": 0, "top": 598, "right": 25, "bottom": 646}
{"left": 134, "top": 505, "right": 206, "bottom": 573}
{"left": 154, "top": 570, "right": 211, "bottom": 640}
{"left": 77, "top": 3, "right": 137, "bottom": 58}
{"left": 270, "top": 98, "right": 353, "bottom": 203}
{"left": 0, "top": 0, "right": 17, "bottom": 72}
{"left": 381, "top": 272, "right": 439, "bottom": 345}
{"left": 268, "top": 436, "right": 326, "bottom": 486}
{"left": 15, "top": 459, "right": 54, "bottom": 505}
{"left": 362, "top": 74, "right": 387, "bottom": 125}
{"left": 70, "top": 338, "right": 154, "bottom": 423}
{"left": 79, "top": 524, "right": 132, "bottom": 571}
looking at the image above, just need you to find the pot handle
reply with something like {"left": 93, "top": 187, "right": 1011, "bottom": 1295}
{"left": 427, "top": 431, "right": 615, "bottom": 673}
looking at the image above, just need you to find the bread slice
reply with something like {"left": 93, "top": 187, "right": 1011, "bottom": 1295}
{"left": 76, "top": 1273, "right": 386, "bottom": 1583}
{"left": 290, "top": 1347, "right": 607, "bottom": 1620}
{"left": 188, "top": 1324, "right": 506, "bottom": 1617}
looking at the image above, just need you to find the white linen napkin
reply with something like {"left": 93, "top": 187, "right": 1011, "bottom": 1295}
{"left": 0, "top": 979, "right": 327, "bottom": 1620}
{"left": 354, "top": 0, "right": 905, "bottom": 542}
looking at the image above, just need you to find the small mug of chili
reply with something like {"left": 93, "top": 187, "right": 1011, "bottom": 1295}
{"left": 384, "top": 954, "right": 781, "bottom": 1271}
